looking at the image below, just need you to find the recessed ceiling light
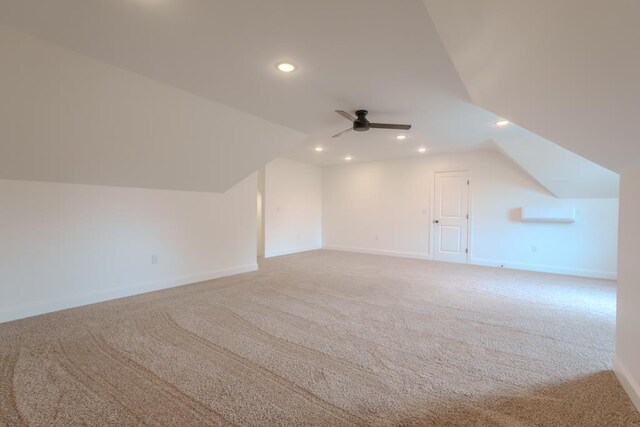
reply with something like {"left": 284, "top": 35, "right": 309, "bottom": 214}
{"left": 314, "top": 146, "right": 324, "bottom": 152}
{"left": 418, "top": 147, "right": 427, "bottom": 153}
{"left": 396, "top": 135, "right": 407, "bottom": 141}
{"left": 495, "top": 119, "right": 510, "bottom": 127}
{"left": 344, "top": 155, "right": 352, "bottom": 161}
{"left": 276, "top": 62, "right": 296, "bottom": 73}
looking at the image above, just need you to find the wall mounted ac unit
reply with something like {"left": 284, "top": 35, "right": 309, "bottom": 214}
{"left": 520, "top": 207, "right": 576, "bottom": 223}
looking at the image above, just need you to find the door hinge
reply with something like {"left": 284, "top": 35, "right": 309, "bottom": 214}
{"left": 466, "top": 214, "right": 469, "bottom": 219}
{"left": 467, "top": 180, "right": 470, "bottom": 185}
{"left": 465, "top": 248, "right": 468, "bottom": 254}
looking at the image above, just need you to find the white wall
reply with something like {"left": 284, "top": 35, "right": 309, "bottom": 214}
{"left": 264, "top": 158, "right": 322, "bottom": 258}
{"left": 323, "top": 150, "right": 619, "bottom": 279}
{"left": 0, "top": 26, "right": 303, "bottom": 324}
{"left": 0, "top": 175, "right": 258, "bottom": 323}
{"left": 257, "top": 169, "right": 266, "bottom": 258}
{"left": 614, "top": 167, "right": 640, "bottom": 411}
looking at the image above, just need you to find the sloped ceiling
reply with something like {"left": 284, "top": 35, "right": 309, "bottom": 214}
{"left": 0, "top": 26, "right": 306, "bottom": 193}
{"left": 0, "top": 0, "right": 628, "bottom": 194}
{"left": 424, "top": 0, "right": 640, "bottom": 173}
{"left": 493, "top": 132, "right": 619, "bottom": 199}
{"left": 0, "top": 0, "right": 521, "bottom": 172}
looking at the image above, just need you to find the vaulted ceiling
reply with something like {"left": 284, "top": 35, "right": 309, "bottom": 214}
{"left": 0, "top": 0, "right": 504, "bottom": 167}
{"left": 0, "top": 0, "right": 632, "bottom": 194}
{"left": 0, "top": 25, "right": 305, "bottom": 192}
{"left": 424, "top": 0, "right": 640, "bottom": 173}
{"left": 493, "top": 133, "right": 619, "bottom": 198}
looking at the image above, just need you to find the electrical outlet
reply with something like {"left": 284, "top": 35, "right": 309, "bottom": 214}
{"left": 151, "top": 254, "right": 158, "bottom": 265}
{"left": 532, "top": 246, "right": 537, "bottom": 253}
{"left": 375, "top": 235, "right": 379, "bottom": 241}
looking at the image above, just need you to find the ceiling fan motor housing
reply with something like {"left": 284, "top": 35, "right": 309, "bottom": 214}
{"left": 353, "top": 109, "right": 370, "bottom": 131}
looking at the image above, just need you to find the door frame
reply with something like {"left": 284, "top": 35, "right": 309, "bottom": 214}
{"left": 429, "top": 170, "right": 472, "bottom": 264}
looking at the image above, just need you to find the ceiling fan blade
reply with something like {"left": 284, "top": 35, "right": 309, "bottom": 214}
{"left": 332, "top": 128, "right": 354, "bottom": 138}
{"left": 369, "top": 123, "right": 412, "bottom": 130}
{"left": 335, "top": 110, "right": 356, "bottom": 122}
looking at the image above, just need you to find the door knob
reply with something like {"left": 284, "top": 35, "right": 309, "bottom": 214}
{"left": 433, "top": 220, "right": 439, "bottom": 224}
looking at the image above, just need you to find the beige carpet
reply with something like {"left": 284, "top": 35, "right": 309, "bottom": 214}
{"left": 0, "top": 250, "right": 638, "bottom": 426}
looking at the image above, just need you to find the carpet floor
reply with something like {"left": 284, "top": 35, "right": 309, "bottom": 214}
{"left": 0, "top": 250, "right": 638, "bottom": 426}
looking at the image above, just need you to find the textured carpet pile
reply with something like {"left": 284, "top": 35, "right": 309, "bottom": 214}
{"left": 0, "top": 250, "right": 638, "bottom": 426}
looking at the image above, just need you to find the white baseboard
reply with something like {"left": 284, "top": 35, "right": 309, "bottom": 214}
{"left": 264, "top": 246, "right": 322, "bottom": 258}
{"left": 470, "top": 257, "right": 616, "bottom": 280}
{"left": 323, "top": 245, "right": 431, "bottom": 260}
{"left": 0, "top": 263, "right": 258, "bottom": 324}
{"left": 613, "top": 353, "right": 640, "bottom": 413}
{"left": 319, "top": 247, "right": 615, "bottom": 279}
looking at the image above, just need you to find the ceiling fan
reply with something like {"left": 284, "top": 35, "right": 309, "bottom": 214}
{"left": 332, "top": 110, "right": 411, "bottom": 138}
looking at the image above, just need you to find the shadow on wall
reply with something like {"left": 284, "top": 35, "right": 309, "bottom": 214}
{"left": 397, "top": 371, "right": 639, "bottom": 426}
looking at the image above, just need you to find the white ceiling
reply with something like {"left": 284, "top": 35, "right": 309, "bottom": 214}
{"left": 0, "top": 25, "right": 305, "bottom": 192}
{"left": 0, "top": 0, "right": 530, "bottom": 166}
{"left": 493, "top": 133, "right": 619, "bottom": 199}
{"left": 424, "top": 0, "right": 640, "bottom": 173}
{"left": 0, "top": 0, "right": 628, "bottom": 195}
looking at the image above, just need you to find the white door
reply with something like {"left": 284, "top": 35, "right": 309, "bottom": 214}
{"left": 433, "top": 171, "right": 469, "bottom": 263}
